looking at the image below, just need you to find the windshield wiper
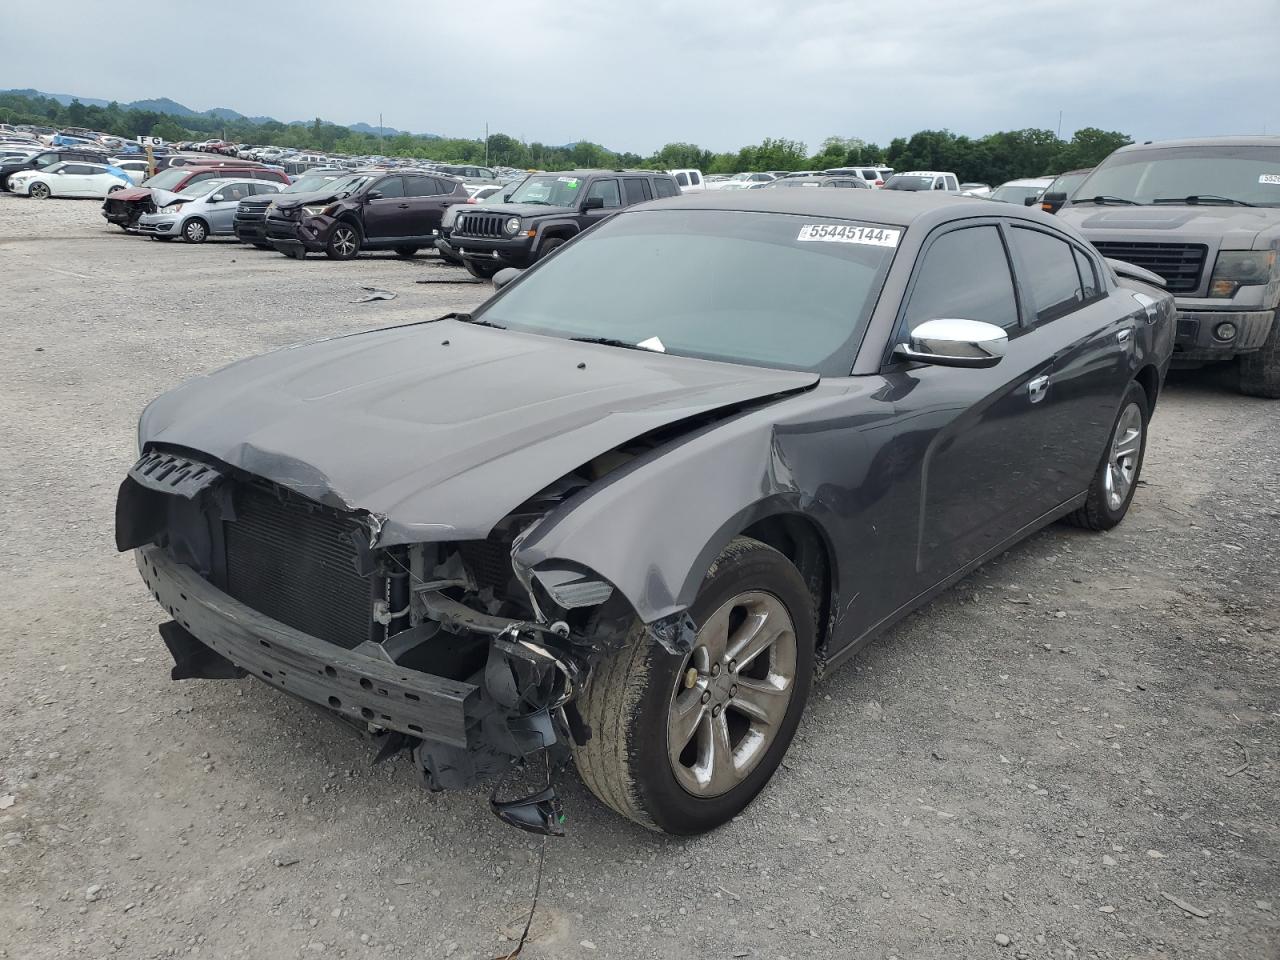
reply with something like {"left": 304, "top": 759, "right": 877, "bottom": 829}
{"left": 1072, "top": 195, "right": 1141, "bottom": 205}
{"left": 515, "top": 199, "right": 550, "bottom": 205}
{"left": 568, "top": 336, "right": 651, "bottom": 351}
{"left": 1152, "top": 194, "right": 1255, "bottom": 207}
{"left": 438, "top": 312, "right": 506, "bottom": 329}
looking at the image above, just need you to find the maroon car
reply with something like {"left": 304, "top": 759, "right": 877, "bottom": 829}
{"left": 103, "top": 163, "right": 289, "bottom": 230}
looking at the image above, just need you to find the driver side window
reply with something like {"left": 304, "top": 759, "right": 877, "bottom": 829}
{"left": 372, "top": 176, "right": 404, "bottom": 199}
{"left": 904, "top": 225, "right": 1021, "bottom": 334}
{"left": 585, "top": 179, "right": 621, "bottom": 208}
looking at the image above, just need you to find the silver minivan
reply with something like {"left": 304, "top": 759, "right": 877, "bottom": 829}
{"left": 136, "top": 178, "right": 283, "bottom": 243}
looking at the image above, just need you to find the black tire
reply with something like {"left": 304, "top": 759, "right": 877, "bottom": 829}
{"left": 464, "top": 259, "right": 500, "bottom": 280}
{"left": 150, "top": 235, "right": 173, "bottom": 242}
{"left": 1238, "top": 313, "right": 1280, "bottom": 398}
{"left": 29, "top": 182, "right": 51, "bottom": 200}
{"left": 107, "top": 184, "right": 125, "bottom": 195}
{"left": 325, "top": 222, "right": 361, "bottom": 260}
{"left": 572, "top": 537, "right": 815, "bottom": 834}
{"left": 537, "top": 236, "right": 566, "bottom": 260}
{"left": 394, "top": 245, "right": 419, "bottom": 258}
{"left": 252, "top": 242, "right": 272, "bottom": 250}
{"left": 1064, "top": 380, "right": 1150, "bottom": 531}
{"left": 182, "top": 218, "right": 209, "bottom": 244}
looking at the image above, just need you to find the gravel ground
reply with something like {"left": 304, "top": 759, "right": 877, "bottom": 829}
{"left": 1, "top": 194, "right": 1277, "bottom": 960}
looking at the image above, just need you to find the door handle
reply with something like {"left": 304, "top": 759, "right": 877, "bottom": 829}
{"left": 1117, "top": 328, "right": 1132, "bottom": 344}
{"left": 1028, "top": 375, "right": 1050, "bottom": 404}
{"left": 397, "top": 203, "right": 410, "bottom": 208}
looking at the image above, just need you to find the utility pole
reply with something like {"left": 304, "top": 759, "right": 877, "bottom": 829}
{"left": 379, "top": 112, "right": 383, "bottom": 147}
{"left": 485, "top": 122, "right": 489, "bottom": 166}
{"left": 1057, "top": 110, "right": 1063, "bottom": 139}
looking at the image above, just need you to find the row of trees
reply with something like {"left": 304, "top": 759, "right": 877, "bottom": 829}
{"left": 0, "top": 91, "right": 1131, "bottom": 182}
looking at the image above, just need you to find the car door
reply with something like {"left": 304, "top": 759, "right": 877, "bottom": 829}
{"left": 360, "top": 175, "right": 406, "bottom": 242}
{"left": 1004, "top": 224, "right": 1134, "bottom": 503}
{"left": 207, "top": 182, "right": 252, "bottom": 232}
{"left": 620, "top": 177, "right": 653, "bottom": 209}
{"left": 401, "top": 176, "right": 456, "bottom": 240}
{"left": 883, "top": 220, "right": 1064, "bottom": 592}
{"left": 581, "top": 178, "right": 621, "bottom": 225}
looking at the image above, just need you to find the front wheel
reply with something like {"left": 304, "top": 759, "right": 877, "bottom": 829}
{"left": 29, "top": 182, "right": 51, "bottom": 200}
{"left": 1064, "top": 380, "right": 1149, "bottom": 531}
{"left": 1238, "top": 314, "right": 1280, "bottom": 398}
{"left": 325, "top": 223, "right": 360, "bottom": 260}
{"left": 464, "top": 259, "right": 500, "bottom": 280}
{"left": 572, "top": 537, "right": 815, "bottom": 834}
{"left": 537, "top": 237, "right": 566, "bottom": 260}
{"left": 182, "top": 218, "right": 209, "bottom": 243}
{"left": 107, "top": 184, "right": 125, "bottom": 195}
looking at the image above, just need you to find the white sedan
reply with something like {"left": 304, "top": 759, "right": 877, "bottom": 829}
{"left": 8, "top": 161, "right": 131, "bottom": 199}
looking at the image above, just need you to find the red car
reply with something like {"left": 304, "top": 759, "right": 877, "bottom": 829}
{"left": 102, "top": 163, "right": 289, "bottom": 230}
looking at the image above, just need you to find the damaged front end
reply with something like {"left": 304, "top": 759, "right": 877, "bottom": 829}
{"left": 116, "top": 447, "right": 636, "bottom": 836}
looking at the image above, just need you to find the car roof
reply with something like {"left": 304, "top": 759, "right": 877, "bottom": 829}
{"left": 896, "top": 171, "right": 951, "bottom": 177}
{"left": 638, "top": 189, "right": 1054, "bottom": 230}
{"left": 1114, "top": 135, "right": 1280, "bottom": 153}
{"left": 999, "top": 177, "right": 1055, "bottom": 187}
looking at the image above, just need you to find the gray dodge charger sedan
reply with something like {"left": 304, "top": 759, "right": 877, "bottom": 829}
{"left": 116, "top": 191, "right": 1175, "bottom": 835}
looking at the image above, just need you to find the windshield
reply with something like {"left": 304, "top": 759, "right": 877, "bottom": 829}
{"left": 477, "top": 209, "right": 899, "bottom": 375}
{"left": 1045, "top": 170, "right": 1090, "bottom": 197}
{"left": 177, "top": 180, "right": 223, "bottom": 199}
{"left": 883, "top": 175, "right": 933, "bottom": 191}
{"left": 507, "top": 174, "right": 586, "bottom": 206}
{"left": 286, "top": 173, "right": 342, "bottom": 193}
{"left": 990, "top": 184, "right": 1044, "bottom": 204}
{"left": 34, "top": 152, "right": 60, "bottom": 167}
{"left": 143, "top": 168, "right": 189, "bottom": 190}
{"left": 1073, "top": 145, "right": 1280, "bottom": 206}
{"left": 314, "top": 173, "right": 375, "bottom": 198}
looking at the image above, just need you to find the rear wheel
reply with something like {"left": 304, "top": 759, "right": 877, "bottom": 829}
{"left": 1238, "top": 314, "right": 1280, "bottom": 398}
{"left": 464, "top": 259, "right": 500, "bottom": 280}
{"left": 182, "top": 218, "right": 209, "bottom": 244}
{"left": 29, "top": 182, "right": 51, "bottom": 199}
{"left": 1064, "top": 380, "right": 1149, "bottom": 530}
{"left": 325, "top": 222, "right": 361, "bottom": 260}
{"left": 394, "top": 245, "right": 419, "bottom": 258}
{"left": 572, "top": 537, "right": 814, "bottom": 834}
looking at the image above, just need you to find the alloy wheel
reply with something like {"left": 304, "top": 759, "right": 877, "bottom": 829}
{"left": 31, "top": 183, "right": 49, "bottom": 199}
{"left": 185, "top": 221, "right": 206, "bottom": 243}
{"left": 332, "top": 227, "right": 357, "bottom": 257}
{"left": 1104, "top": 402, "right": 1143, "bottom": 511}
{"left": 666, "top": 591, "right": 798, "bottom": 798}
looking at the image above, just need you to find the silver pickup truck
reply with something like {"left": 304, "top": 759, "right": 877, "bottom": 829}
{"left": 1057, "top": 136, "right": 1280, "bottom": 397}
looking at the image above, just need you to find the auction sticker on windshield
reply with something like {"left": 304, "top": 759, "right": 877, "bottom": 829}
{"left": 796, "top": 224, "right": 900, "bottom": 246}
{"left": 1259, "top": 174, "right": 1280, "bottom": 185}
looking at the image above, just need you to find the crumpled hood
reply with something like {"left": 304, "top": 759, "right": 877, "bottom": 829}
{"left": 108, "top": 186, "right": 154, "bottom": 203}
{"left": 1057, "top": 204, "right": 1280, "bottom": 249}
{"left": 139, "top": 320, "right": 818, "bottom": 544}
{"left": 273, "top": 188, "right": 356, "bottom": 210}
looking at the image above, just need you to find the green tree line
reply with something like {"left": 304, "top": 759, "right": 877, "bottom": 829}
{"left": 0, "top": 92, "right": 1130, "bottom": 181}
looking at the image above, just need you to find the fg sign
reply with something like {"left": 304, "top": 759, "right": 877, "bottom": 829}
{"left": 136, "top": 136, "right": 165, "bottom": 146}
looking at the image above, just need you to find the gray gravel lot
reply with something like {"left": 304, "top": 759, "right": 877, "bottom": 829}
{"left": 1, "top": 194, "right": 1277, "bottom": 960}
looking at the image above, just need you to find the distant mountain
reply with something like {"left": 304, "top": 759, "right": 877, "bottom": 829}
{"left": 0, "top": 88, "right": 440, "bottom": 138}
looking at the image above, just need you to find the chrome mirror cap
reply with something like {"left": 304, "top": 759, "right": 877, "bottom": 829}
{"left": 894, "top": 318, "right": 1008, "bottom": 369}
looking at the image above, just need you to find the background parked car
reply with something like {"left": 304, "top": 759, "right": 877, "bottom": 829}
{"left": 436, "top": 176, "right": 526, "bottom": 265}
{"left": 989, "top": 177, "right": 1055, "bottom": 205}
{"left": 883, "top": 171, "right": 962, "bottom": 193}
{"left": 137, "top": 178, "right": 283, "bottom": 243}
{"left": 709, "top": 171, "right": 777, "bottom": 190}
{"left": 960, "top": 182, "right": 992, "bottom": 197}
{"left": 1, "top": 147, "right": 106, "bottom": 192}
{"left": 1038, "top": 168, "right": 1093, "bottom": 214}
{"left": 823, "top": 166, "right": 895, "bottom": 188}
{"left": 764, "top": 175, "right": 871, "bottom": 189}
{"left": 667, "top": 168, "right": 706, "bottom": 192}
{"left": 233, "top": 168, "right": 352, "bottom": 248}
{"left": 8, "top": 161, "right": 129, "bottom": 199}
{"left": 108, "top": 158, "right": 153, "bottom": 185}
{"left": 265, "top": 170, "right": 468, "bottom": 260}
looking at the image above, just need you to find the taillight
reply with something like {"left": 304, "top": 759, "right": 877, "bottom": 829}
{"left": 466, "top": 197, "right": 478, "bottom": 203}
{"left": 875, "top": 180, "right": 884, "bottom": 187}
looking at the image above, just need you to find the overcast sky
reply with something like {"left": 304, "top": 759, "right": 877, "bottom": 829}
{"left": 3, "top": 0, "right": 1277, "bottom": 153}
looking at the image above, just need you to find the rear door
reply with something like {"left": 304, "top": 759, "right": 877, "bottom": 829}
{"left": 361, "top": 176, "right": 406, "bottom": 241}
{"left": 1004, "top": 225, "right": 1133, "bottom": 503}
{"left": 620, "top": 177, "right": 653, "bottom": 208}
{"left": 401, "top": 176, "right": 457, "bottom": 240}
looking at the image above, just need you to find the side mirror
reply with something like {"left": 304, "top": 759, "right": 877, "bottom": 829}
{"left": 210, "top": 194, "right": 225, "bottom": 203}
{"left": 1039, "top": 191, "right": 1067, "bottom": 213}
{"left": 581, "top": 196, "right": 605, "bottom": 211}
{"left": 1023, "top": 196, "right": 1037, "bottom": 206}
{"left": 893, "top": 318, "right": 1008, "bottom": 369}
{"left": 493, "top": 267, "right": 523, "bottom": 290}
{"left": 365, "top": 191, "right": 382, "bottom": 201}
